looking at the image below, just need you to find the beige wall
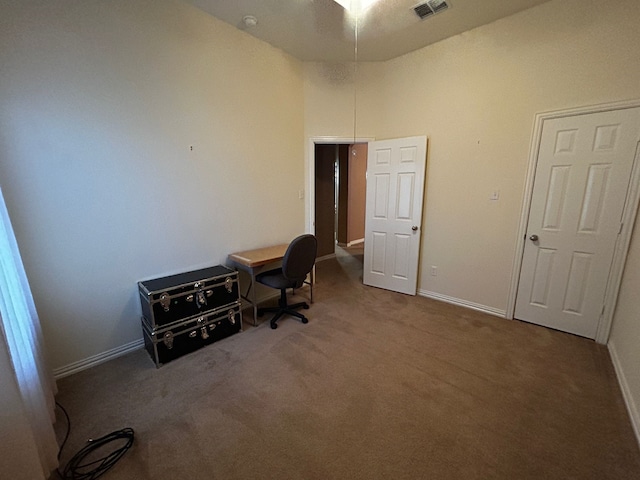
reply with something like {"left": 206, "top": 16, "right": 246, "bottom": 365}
{"left": 0, "top": 0, "right": 305, "bottom": 370}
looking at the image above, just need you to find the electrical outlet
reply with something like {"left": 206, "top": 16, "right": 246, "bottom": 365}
{"left": 298, "top": 189, "right": 304, "bottom": 199}
{"left": 431, "top": 266, "right": 438, "bottom": 276}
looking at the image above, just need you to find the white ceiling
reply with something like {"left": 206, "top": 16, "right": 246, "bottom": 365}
{"left": 183, "top": 0, "right": 553, "bottom": 62}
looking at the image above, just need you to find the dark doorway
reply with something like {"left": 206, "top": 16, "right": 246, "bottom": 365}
{"left": 314, "top": 143, "right": 367, "bottom": 260}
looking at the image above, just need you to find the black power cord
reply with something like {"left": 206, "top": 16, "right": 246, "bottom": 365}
{"left": 55, "top": 402, "right": 134, "bottom": 480}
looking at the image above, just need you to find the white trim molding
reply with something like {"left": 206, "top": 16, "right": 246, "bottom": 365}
{"left": 507, "top": 98, "right": 640, "bottom": 344}
{"left": 419, "top": 290, "right": 507, "bottom": 318}
{"left": 608, "top": 340, "right": 640, "bottom": 447}
{"left": 347, "top": 238, "right": 364, "bottom": 247}
{"left": 316, "top": 252, "right": 337, "bottom": 263}
{"left": 53, "top": 338, "right": 144, "bottom": 379}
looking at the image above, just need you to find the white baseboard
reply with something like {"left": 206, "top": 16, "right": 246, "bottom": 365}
{"left": 53, "top": 338, "right": 144, "bottom": 380}
{"left": 418, "top": 290, "right": 506, "bottom": 318}
{"left": 316, "top": 253, "right": 336, "bottom": 262}
{"left": 347, "top": 238, "right": 364, "bottom": 247}
{"left": 608, "top": 340, "right": 640, "bottom": 448}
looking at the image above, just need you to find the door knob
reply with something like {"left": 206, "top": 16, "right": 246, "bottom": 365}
{"left": 529, "top": 234, "right": 539, "bottom": 242}
{"left": 412, "top": 226, "right": 418, "bottom": 231}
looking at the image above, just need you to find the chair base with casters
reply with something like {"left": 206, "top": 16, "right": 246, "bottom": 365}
{"left": 257, "top": 288, "right": 309, "bottom": 329}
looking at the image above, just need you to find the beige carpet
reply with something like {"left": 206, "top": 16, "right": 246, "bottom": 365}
{"left": 52, "top": 246, "right": 640, "bottom": 479}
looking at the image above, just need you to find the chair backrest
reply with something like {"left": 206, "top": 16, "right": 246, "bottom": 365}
{"left": 282, "top": 234, "right": 317, "bottom": 286}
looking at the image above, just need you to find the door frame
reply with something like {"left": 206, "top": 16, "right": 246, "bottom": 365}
{"left": 506, "top": 99, "right": 640, "bottom": 344}
{"left": 306, "top": 136, "right": 375, "bottom": 236}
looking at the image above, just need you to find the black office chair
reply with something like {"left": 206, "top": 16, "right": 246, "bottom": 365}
{"left": 256, "top": 234, "right": 317, "bottom": 329}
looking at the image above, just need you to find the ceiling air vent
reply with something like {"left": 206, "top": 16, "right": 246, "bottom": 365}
{"left": 413, "top": 0, "right": 450, "bottom": 20}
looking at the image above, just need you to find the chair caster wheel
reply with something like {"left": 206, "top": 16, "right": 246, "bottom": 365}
{"left": 301, "top": 318, "right": 308, "bottom": 324}
{"left": 270, "top": 322, "right": 278, "bottom": 329}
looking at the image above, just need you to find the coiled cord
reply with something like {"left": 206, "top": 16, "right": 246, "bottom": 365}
{"left": 56, "top": 402, "right": 134, "bottom": 480}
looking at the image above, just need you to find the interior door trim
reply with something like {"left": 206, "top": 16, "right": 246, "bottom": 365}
{"left": 506, "top": 99, "right": 640, "bottom": 344}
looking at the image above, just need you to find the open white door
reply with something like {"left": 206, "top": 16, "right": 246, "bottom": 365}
{"left": 363, "top": 136, "right": 427, "bottom": 295}
{"left": 515, "top": 107, "right": 640, "bottom": 338}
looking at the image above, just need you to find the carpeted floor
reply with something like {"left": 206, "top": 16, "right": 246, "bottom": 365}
{"left": 51, "top": 246, "right": 640, "bottom": 479}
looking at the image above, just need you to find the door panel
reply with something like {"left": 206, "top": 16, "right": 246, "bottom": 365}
{"left": 563, "top": 252, "right": 591, "bottom": 314}
{"left": 530, "top": 247, "right": 555, "bottom": 307}
{"left": 515, "top": 107, "right": 640, "bottom": 338}
{"left": 363, "top": 136, "right": 427, "bottom": 295}
{"left": 373, "top": 174, "right": 390, "bottom": 218}
{"left": 371, "top": 232, "right": 386, "bottom": 273}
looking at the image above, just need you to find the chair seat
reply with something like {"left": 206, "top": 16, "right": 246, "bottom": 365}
{"left": 255, "top": 268, "right": 292, "bottom": 290}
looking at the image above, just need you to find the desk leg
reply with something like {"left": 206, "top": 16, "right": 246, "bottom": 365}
{"left": 250, "top": 269, "right": 259, "bottom": 325}
{"left": 302, "top": 266, "right": 314, "bottom": 304}
{"left": 233, "top": 264, "right": 260, "bottom": 326}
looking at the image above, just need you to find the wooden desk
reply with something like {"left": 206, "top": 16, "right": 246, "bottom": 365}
{"left": 228, "top": 244, "right": 314, "bottom": 325}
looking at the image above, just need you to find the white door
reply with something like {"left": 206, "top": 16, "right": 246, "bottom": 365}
{"left": 515, "top": 107, "right": 640, "bottom": 338}
{"left": 363, "top": 136, "right": 427, "bottom": 295}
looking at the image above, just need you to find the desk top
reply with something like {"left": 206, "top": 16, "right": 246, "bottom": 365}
{"left": 228, "top": 243, "right": 288, "bottom": 268}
